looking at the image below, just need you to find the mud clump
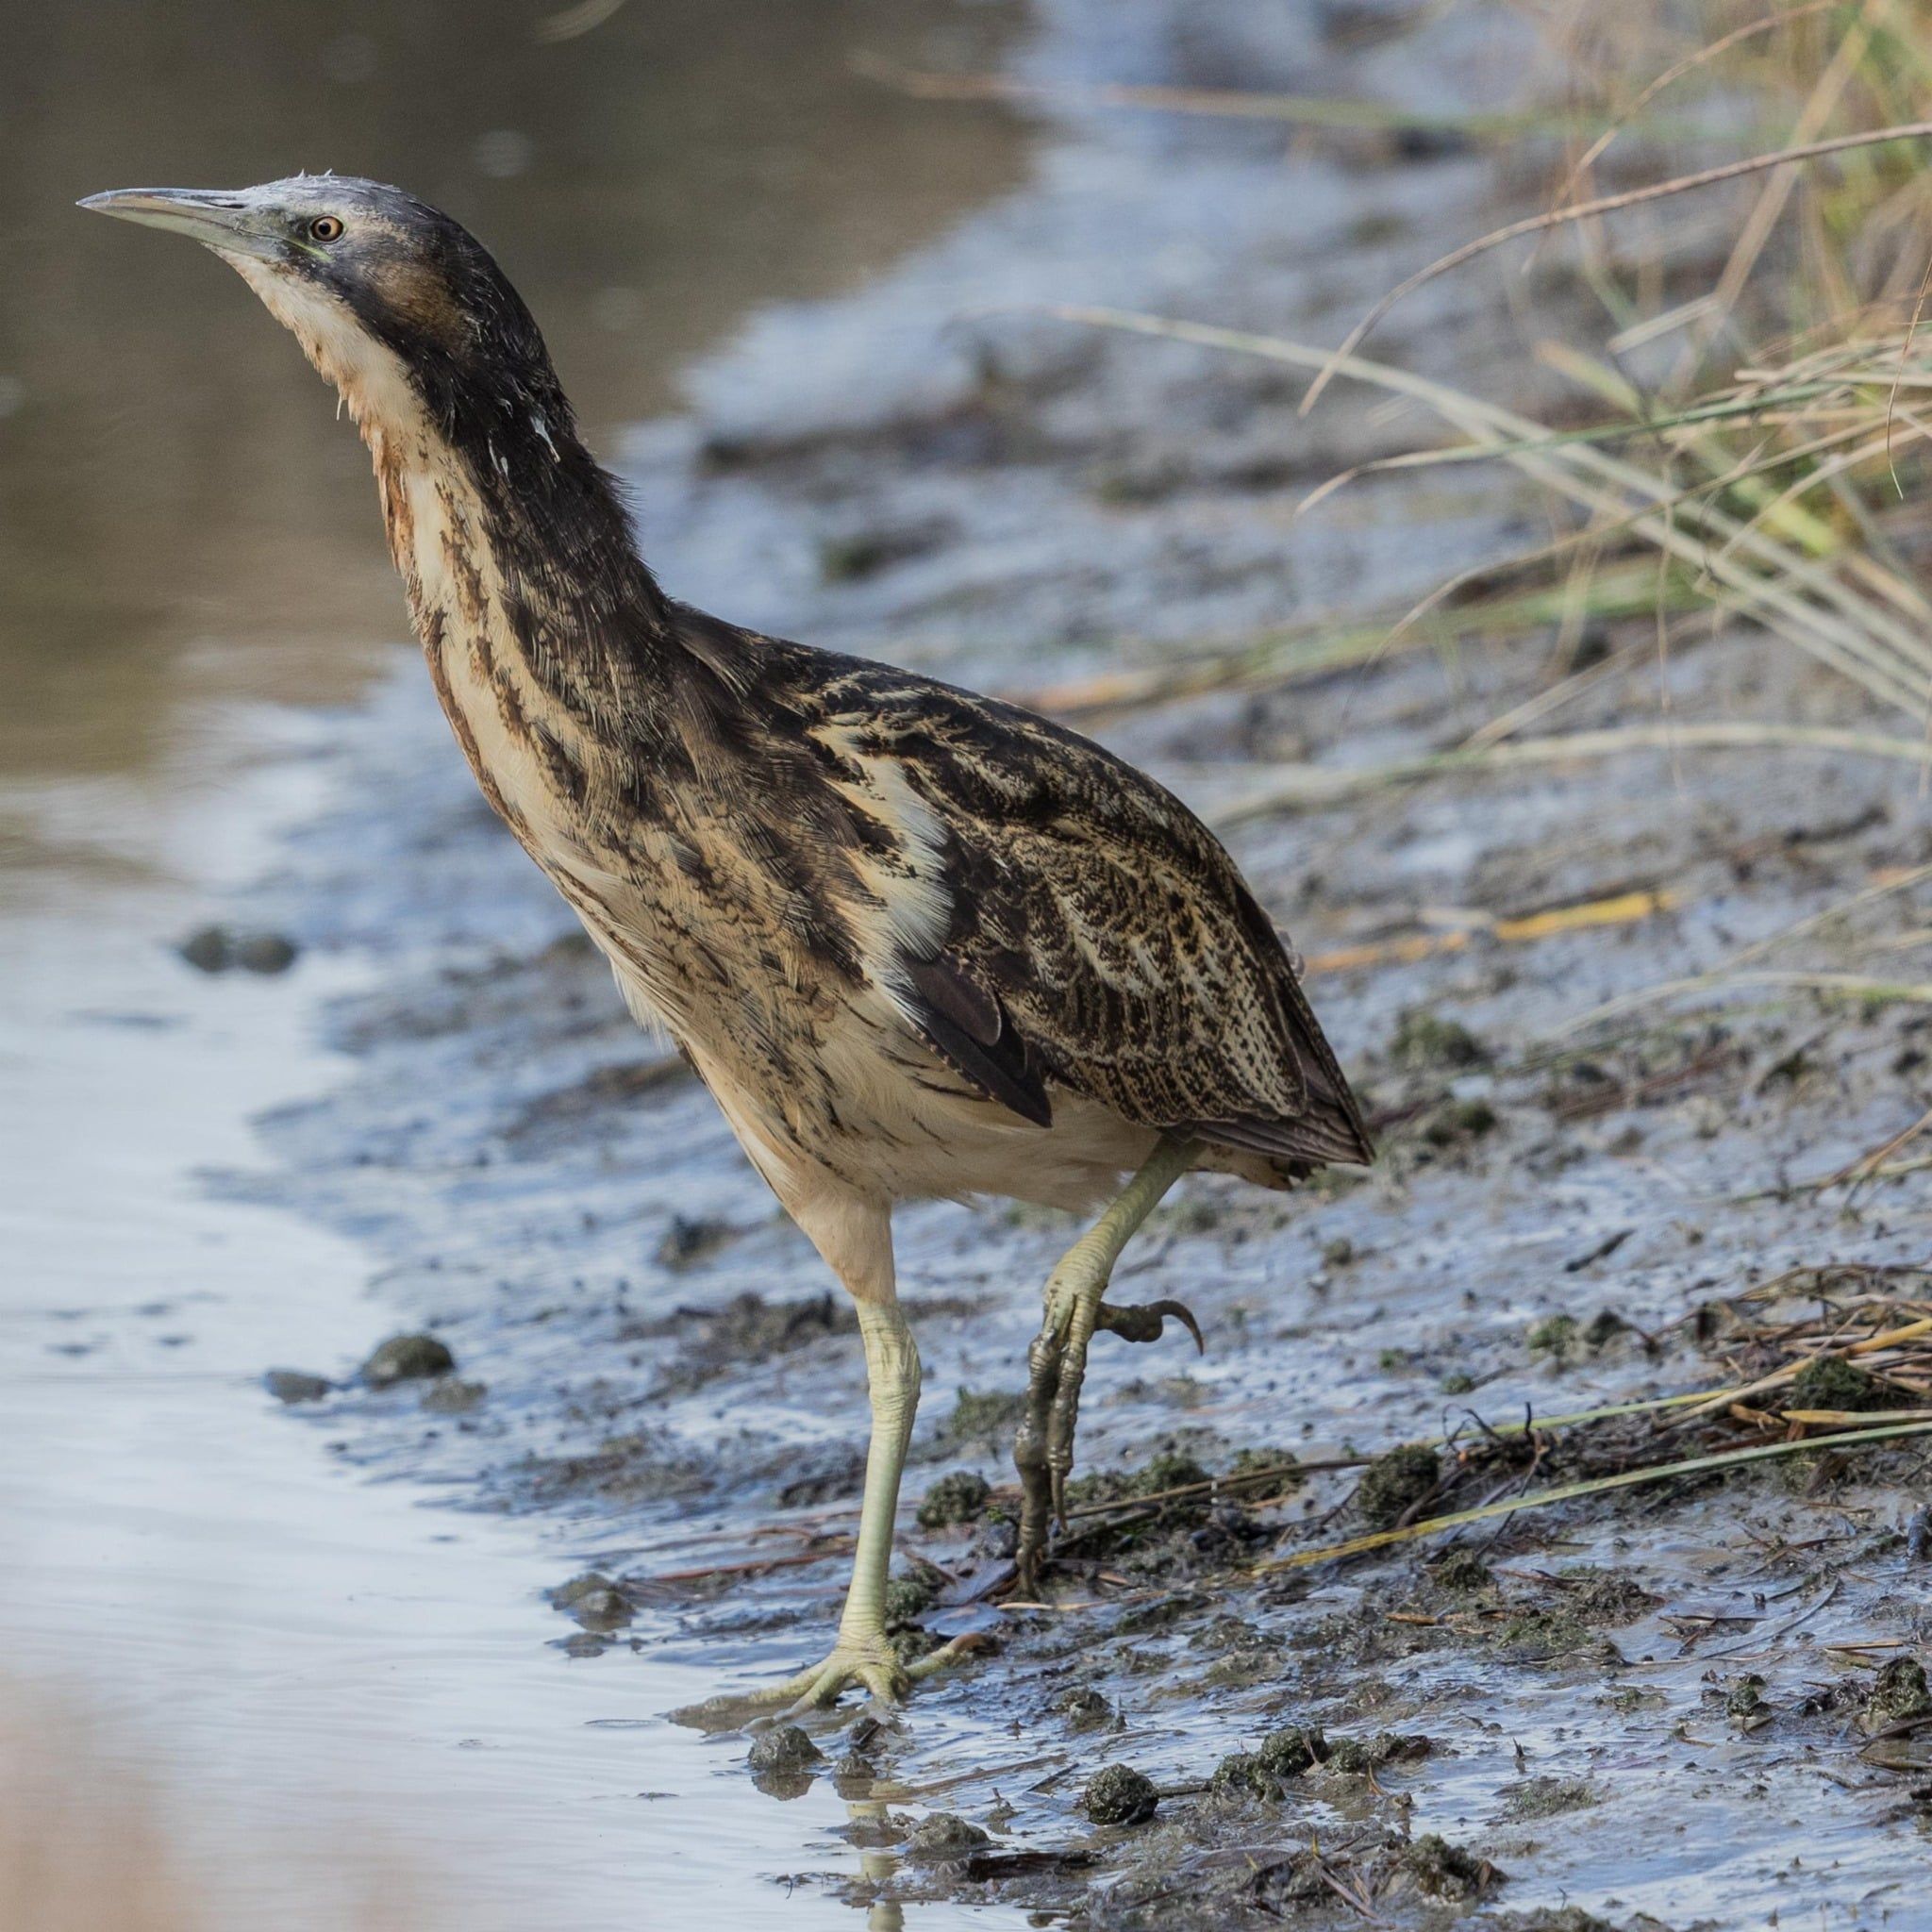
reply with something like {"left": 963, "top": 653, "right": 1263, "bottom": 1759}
{"left": 916, "top": 1470, "right": 991, "bottom": 1529}
{"left": 1053, "top": 1686, "right": 1116, "bottom": 1730}
{"left": 883, "top": 1568, "right": 941, "bottom": 1625}
{"left": 1431, "top": 1550, "right": 1493, "bottom": 1593}
{"left": 1356, "top": 1443, "right": 1441, "bottom": 1528}
{"left": 906, "top": 1812, "right": 991, "bottom": 1861}
{"left": 1788, "top": 1356, "right": 1904, "bottom": 1413}
{"left": 1501, "top": 1775, "right": 1597, "bottom": 1820}
{"left": 926, "top": 1387, "right": 1027, "bottom": 1457}
{"left": 1527, "top": 1314, "right": 1579, "bottom": 1358}
{"left": 1860, "top": 1657, "right": 1930, "bottom": 1731}
{"left": 1396, "top": 1833, "right": 1503, "bottom": 1901}
{"left": 1324, "top": 1731, "right": 1432, "bottom": 1774}
{"left": 653, "top": 1213, "right": 734, "bottom": 1270}
{"left": 1211, "top": 1724, "right": 1327, "bottom": 1799}
{"left": 1560, "top": 1568, "right": 1662, "bottom": 1626}
{"left": 1082, "top": 1764, "right": 1158, "bottom": 1826}
{"left": 1066, "top": 1449, "right": 1212, "bottom": 1512}
{"left": 359, "top": 1332, "right": 455, "bottom": 1387}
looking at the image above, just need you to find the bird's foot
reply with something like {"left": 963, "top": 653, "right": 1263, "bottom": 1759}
{"left": 675, "top": 1631, "right": 975, "bottom": 1727}
{"left": 1013, "top": 1284, "right": 1203, "bottom": 1596}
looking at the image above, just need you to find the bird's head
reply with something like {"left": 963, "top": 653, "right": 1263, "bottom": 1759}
{"left": 81, "top": 175, "right": 570, "bottom": 462}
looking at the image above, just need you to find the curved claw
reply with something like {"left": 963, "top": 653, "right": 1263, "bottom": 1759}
{"left": 1095, "top": 1296, "right": 1205, "bottom": 1354}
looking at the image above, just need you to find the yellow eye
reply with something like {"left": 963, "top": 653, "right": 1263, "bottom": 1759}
{"left": 308, "top": 215, "right": 343, "bottom": 242}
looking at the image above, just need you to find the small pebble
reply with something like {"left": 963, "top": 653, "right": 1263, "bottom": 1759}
{"left": 175, "top": 924, "right": 300, "bottom": 974}
{"left": 905, "top": 1811, "right": 990, "bottom": 1860}
{"left": 263, "top": 1368, "right": 333, "bottom": 1404}
{"left": 747, "top": 1724, "right": 823, "bottom": 1774}
{"left": 359, "top": 1332, "right": 455, "bottom": 1387}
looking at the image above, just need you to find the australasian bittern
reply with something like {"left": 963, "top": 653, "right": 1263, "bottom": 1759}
{"left": 84, "top": 178, "right": 1372, "bottom": 1710}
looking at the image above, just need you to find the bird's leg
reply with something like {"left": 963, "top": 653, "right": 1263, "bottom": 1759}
{"left": 695, "top": 1188, "right": 973, "bottom": 1717}
{"left": 1014, "top": 1135, "right": 1199, "bottom": 1594}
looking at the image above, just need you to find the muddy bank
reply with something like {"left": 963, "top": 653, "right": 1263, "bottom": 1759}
{"left": 224, "top": 0, "right": 1931, "bottom": 1924}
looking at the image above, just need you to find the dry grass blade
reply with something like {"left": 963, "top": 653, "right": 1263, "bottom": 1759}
{"left": 1541, "top": 1, "right": 1845, "bottom": 221}
{"left": 1557, "top": 858, "right": 1932, "bottom": 1037}
{"left": 1050, "top": 304, "right": 1932, "bottom": 717}
{"left": 1297, "top": 117, "right": 1932, "bottom": 417}
{"left": 1257, "top": 1418, "right": 1932, "bottom": 1571}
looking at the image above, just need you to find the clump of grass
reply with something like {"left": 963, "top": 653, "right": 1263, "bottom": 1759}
{"left": 1391, "top": 1010, "right": 1490, "bottom": 1071}
{"left": 1787, "top": 1355, "right": 1903, "bottom": 1412}
{"left": 1356, "top": 1442, "right": 1441, "bottom": 1528}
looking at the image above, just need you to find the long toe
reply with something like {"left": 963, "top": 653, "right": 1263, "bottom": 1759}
{"left": 1013, "top": 1324, "right": 1065, "bottom": 1594}
{"left": 1044, "top": 1326, "right": 1095, "bottom": 1526}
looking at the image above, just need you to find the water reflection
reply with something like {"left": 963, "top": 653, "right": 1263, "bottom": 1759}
{"left": 2, "top": 0, "right": 1024, "bottom": 781}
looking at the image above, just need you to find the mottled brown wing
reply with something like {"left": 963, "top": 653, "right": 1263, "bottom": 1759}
{"left": 814, "top": 659, "right": 1373, "bottom": 1171}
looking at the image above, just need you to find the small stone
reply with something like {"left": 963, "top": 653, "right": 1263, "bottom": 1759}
{"left": 263, "top": 1368, "right": 333, "bottom": 1404}
{"left": 422, "top": 1377, "right": 487, "bottom": 1413}
{"left": 176, "top": 924, "right": 232, "bottom": 973}
{"left": 175, "top": 924, "right": 299, "bottom": 974}
{"left": 905, "top": 1810, "right": 989, "bottom": 1859}
{"left": 1081, "top": 1763, "right": 1158, "bottom": 1826}
{"left": 746, "top": 1724, "right": 823, "bottom": 1774}
{"left": 566, "top": 1588, "right": 631, "bottom": 1631}
{"left": 359, "top": 1332, "right": 455, "bottom": 1387}
{"left": 917, "top": 1469, "right": 991, "bottom": 1529}
{"left": 549, "top": 1572, "right": 632, "bottom": 1629}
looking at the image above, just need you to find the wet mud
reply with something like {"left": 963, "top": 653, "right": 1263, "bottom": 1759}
{"left": 217, "top": 0, "right": 1932, "bottom": 1923}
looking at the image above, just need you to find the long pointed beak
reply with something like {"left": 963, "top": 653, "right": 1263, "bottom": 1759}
{"left": 78, "top": 188, "right": 278, "bottom": 258}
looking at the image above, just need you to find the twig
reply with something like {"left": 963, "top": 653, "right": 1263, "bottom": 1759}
{"left": 1257, "top": 1419, "right": 1932, "bottom": 1572}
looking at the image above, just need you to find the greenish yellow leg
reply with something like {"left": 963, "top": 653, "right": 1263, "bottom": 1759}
{"left": 721, "top": 1301, "right": 971, "bottom": 1714}
{"left": 1014, "top": 1136, "right": 1200, "bottom": 1595}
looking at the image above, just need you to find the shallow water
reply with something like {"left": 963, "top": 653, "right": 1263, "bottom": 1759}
{"left": 1, "top": 3, "right": 1030, "bottom": 1922}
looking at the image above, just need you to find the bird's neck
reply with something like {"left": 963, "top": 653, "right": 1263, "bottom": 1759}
{"left": 347, "top": 370, "right": 674, "bottom": 849}
{"left": 358, "top": 367, "right": 670, "bottom": 697}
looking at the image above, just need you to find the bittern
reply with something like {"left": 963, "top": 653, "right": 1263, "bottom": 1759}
{"left": 84, "top": 177, "right": 1372, "bottom": 1710}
